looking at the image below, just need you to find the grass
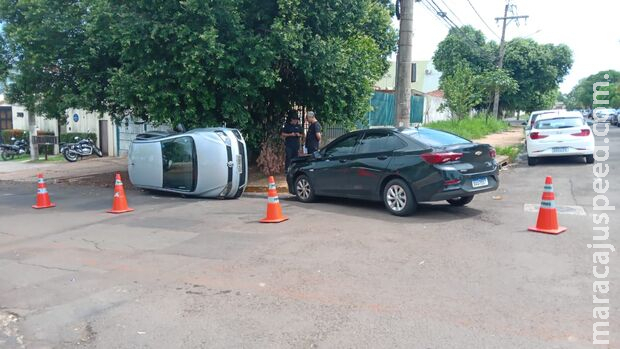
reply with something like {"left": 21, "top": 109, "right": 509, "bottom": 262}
{"left": 1, "top": 154, "right": 65, "bottom": 163}
{"left": 425, "top": 115, "right": 510, "bottom": 140}
{"left": 495, "top": 144, "right": 523, "bottom": 162}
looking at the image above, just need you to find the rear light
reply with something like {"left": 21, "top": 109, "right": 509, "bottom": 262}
{"left": 489, "top": 148, "right": 496, "bottom": 158}
{"left": 444, "top": 179, "right": 461, "bottom": 186}
{"left": 421, "top": 152, "right": 463, "bottom": 164}
{"left": 571, "top": 129, "right": 590, "bottom": 137}
{"left": 530, "top": 132, "right": 548, "bottom": 140}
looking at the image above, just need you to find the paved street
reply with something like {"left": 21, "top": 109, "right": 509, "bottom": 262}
{"left": 0, "top": 128, "right": 618, "bottom": 348}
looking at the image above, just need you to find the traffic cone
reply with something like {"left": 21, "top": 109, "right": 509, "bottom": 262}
{"left": 32, "top": 173, "right": 56, "bottom": 209}
{"left": 259, "top": 176, "right": 288, "bottom": 223}
{"left": 528, "top": 176, "right": 567, "bottom": 234}
{"left": 107, "top": 173, "right": 134, "bottom": 214}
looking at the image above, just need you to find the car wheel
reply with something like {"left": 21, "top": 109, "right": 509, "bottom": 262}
{"left": 294, "top": 175, "right": 316, "bottom": 203}
{"left": 585, "top": 155, "right": 595, "bottom": 164}
{"left": 232, "top": 187, "right": 244, "bottom": 199}
{"left": 383, "top": 179, "right": 417, "bottom": 216}
{"left": 447, "top": 195, "right": 474, "bottom": 206}
{"left": 527, "top": 156, "right": 537, "bottom": 166}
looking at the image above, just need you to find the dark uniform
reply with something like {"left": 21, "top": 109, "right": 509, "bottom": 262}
{"left": 305, "top": 121, "right": 322, "bottom": 154}
{"left": 281, "top": 122, "right": 303, "bottom": 171}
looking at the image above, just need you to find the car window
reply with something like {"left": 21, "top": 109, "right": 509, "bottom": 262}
{"left": 402, "top": 128, "right": 470, "bottom": 147}
{"left": 161, "top": 136, "right": 196, "bottom": 191}
{"left": 323, "top": 134, "right": 359, "bottom": 157}
{"left": 535, "top": 117, "right": 584, "bottom": 129}
{"left": 356, "top": 132, "right": 406, "bottom": 154}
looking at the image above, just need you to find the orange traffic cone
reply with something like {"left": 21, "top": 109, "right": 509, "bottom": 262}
{"left": 260, "top": 176, "right": 288, "bottom": 223}
{"left": 32, "top": 173, "right": 56, "bottom": 209}
{"left": 528, "top": 176, "right": 566, "bottom": 234}
{"left": 107, "top": 173, "right": 134, "bottom": 214}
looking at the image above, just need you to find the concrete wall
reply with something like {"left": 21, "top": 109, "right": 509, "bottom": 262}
{"left": 63, "top": 109, "right": 117, "bottom": 156}
{"left": 424, "top": 95, "right": 451, "bottom": 123}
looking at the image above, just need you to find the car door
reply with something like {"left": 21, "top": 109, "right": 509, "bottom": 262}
{"left": 348, "top": 131, "right": 407, "bottom": 199}
{"left": 310, "top": 133, "right": 361, "bottom": 196}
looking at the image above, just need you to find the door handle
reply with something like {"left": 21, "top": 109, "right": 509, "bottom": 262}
{"left": 339, "top": 159, "right": 348, "bottom": 163}
{"left": 377, "top": 155, "right": 388, "bottom": 160}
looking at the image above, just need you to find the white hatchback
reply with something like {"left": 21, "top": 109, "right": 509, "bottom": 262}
{"left": 526, "top": 113, "right": 595, "bottom": 166}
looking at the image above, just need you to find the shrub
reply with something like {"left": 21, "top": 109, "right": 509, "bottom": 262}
{"left": 0, "top": 129, "right": 29, "bottom": 143}
{"left": 495, "top": 145, "right": 523, "bottom": 162}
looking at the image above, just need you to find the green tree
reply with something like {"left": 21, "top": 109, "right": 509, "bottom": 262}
{"left": 433, "top": 26, "right": 496, "bottom": 77}
{"left": 439, "top": 63, "right": 482, "bottom": 119}
{"left": 567, "top": 70, "right": 620, "bottom": 109}
{"left": 501, "top": 39, "right": 573, "bottom": 112}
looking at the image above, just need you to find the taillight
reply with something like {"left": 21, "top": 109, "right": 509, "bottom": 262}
{"left": 421, "top": 152, "right": 463, "bottom": 164}
{"left": 489, "top": 148, "right": 496, "bottom": 158}
{"left": 571, "top": 129, "right": 590, "bottom": 137}
{"left": 530, "top": 132, "right": 548, "bottom": 140}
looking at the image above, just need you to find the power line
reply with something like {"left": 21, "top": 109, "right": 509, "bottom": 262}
{"left": 465, "top": 0, "right": 500, "bottom": 39}
{"left": 436, "top": 0, "right": 465, "bottom": 27}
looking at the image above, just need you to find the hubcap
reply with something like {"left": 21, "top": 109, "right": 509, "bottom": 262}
{"left": 296, "top": 179, "right": 311, "bottom": 200}
{"left": 386, "top": 185, "right": 407, "bottom": 212}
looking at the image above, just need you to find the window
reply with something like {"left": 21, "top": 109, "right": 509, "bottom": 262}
{"left": 356, "top": 132, "right": 405, "bottom": 154}
{"left": 161, "top": 136, "right": 196, "bottom": 191}
{"left": 402, "top": 128, "right": 470, "bottom": 147}
{"left": 323, "top": 134, "right": 359, "bottom": 157}
{"left": 535, "top": 117, "right": 584, "bottom": 130}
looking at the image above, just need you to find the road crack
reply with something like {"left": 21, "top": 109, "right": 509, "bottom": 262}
{"left": 16, "top": 261, "right": 79, "bottom": 273}
{"left": 82, "top": 238, "right": 103, "bottom": 251}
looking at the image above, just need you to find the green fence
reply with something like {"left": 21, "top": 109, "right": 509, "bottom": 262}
{"left": 367, "top": 91, "right": 424, "bottom": 126}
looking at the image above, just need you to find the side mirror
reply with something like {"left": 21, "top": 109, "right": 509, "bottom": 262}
{"left": 587, "top": 120, "right": 594, "bottom": 126}
{"left": 521, "top": 122, "right": 527, "bottom": 126}
{"left": 312, "top": 151, "right": 322, "bottom": 159}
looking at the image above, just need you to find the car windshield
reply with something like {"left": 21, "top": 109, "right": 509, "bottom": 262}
{"left": 535, "top": 117, "right": 583, "bottom": 129}
{"left": 402, "top": 128, "right": 470, "bottom": 147}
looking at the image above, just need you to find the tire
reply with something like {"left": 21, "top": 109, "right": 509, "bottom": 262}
{"left": 294, "top": 174, "right": 316, "bottom": 203}
{"left": 1, "top": 150, "right": 8, "bottom": 161}
{"left": 382, "top": 178, "right": 417, "bottom": 216}
{"left": 527, "top": 156, "right": 537, "bottom": 166}
{"left": 447, "top": 195, "right": 474, "bottom": 206}
{"left": 63, "top": 149, "right": 79, "bottom": 162}
{"left": 585, "top": 154, "right": 595, "bottom": 164}
{"left": 94, "top": 147, "right": 103, "bottom": 157}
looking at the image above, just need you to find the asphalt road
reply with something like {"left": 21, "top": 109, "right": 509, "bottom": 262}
{"left": 0, "top": 127, "right": 618, "bottom": 348}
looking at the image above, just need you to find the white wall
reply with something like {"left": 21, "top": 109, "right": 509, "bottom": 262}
{"left": 118, "top": 118, "right": 172, "bottom": 157}
{"left": 64, "top": 109, "right": 117, "bottom": 156}
{"left": 424, "top": 95, "right": 451, "bottom": 123}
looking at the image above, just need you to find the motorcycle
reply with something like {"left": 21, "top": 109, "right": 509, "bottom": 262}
{"left": 60, "top": 136, "right": 103, "bottom": 162}
{"left": 1, "top": 137, "right": 30, "bottom": 161}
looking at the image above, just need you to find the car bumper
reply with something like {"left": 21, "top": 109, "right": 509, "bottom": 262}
{"left": 527, "top": 144, "right": 594, "bottom": 158}
{"left": 426, "top": 172, "right": 500, "bottom": 201}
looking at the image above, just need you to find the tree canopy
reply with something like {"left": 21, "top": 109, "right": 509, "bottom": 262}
{"left": 432, "top": 26, "right": 573, "bottom": 114}
{"left": 565, "top": 70, "right": 620, "bottom": 109}
{"left": 0, "top": 0, "right": 397, "bottom": 146}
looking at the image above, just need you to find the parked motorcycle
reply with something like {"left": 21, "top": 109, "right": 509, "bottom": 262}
{"left": 0, "top": 138, "right": 30, "bottom": 161}
{"left": 60, "top": 136, "right": 103, "bottom": 162}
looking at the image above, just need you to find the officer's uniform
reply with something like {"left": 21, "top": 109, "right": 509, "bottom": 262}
{"left": 281, "top": 122, "right": 304, "bottom": 171}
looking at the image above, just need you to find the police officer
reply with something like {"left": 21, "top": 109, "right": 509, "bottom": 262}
{"left": 305, "top": 111, "right": 322, "bottom": 155}
{"left": 281, "top": 111, "right": 303, "bottom": 172}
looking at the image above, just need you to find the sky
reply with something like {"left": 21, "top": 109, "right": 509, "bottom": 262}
{"left": 398, "top": 0, "right": 620, "bottom": 93}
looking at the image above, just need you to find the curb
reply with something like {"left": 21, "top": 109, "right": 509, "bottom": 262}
{"left": 245, "top": 186, "right": 289, "bottom": 194}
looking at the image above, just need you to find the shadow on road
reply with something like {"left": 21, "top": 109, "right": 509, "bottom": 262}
{"left": 280, "top": 195, "right": 483, "bottom": 223}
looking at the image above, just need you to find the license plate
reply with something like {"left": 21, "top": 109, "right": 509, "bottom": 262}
{"left": 236, "top": 154, "right": 243, "bottom": 173}
{"left": 552, "top": 147, "right": 569, "bottom": 153}
{"left": 472, "top": 177, "right": 489, "bottom": 188}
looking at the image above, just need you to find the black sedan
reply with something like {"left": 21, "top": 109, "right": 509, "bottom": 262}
{"left": 286, "top": 127, "right": 499, "bottom": 216}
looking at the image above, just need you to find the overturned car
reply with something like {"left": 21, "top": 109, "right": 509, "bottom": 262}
{"left": 128, "top": 128, "right": 248, "bottom": 198}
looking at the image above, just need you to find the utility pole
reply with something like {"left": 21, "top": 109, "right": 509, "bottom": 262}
{"left": 395, "top": 0, "right": 414, "bottom": 127}
{"left": 492, "top": 1, "right": 528, "bottom": 119}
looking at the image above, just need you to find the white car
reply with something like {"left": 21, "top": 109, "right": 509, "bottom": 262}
{"left": 594, "top": 108, "right": 617, "bottom": 123}
{"left": 526, "top": 113, "right": 595, "bottom": 166}
{"left": 524, "top": 110, "right": 560, "bottom": 136}
{"left": 129, "top": 128, "right": 248, "bottom": 198}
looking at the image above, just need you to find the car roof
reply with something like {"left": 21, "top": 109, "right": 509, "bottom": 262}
{"left": 536, "top": 112, "right": 583, "bottom": 122}
{"left": 531, "top": 110, "right": 559, "bottom": 116}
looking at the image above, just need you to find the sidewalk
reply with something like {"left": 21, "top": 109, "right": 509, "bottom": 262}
{"left": 0, "top": 157, "right": 127, "bottom": 183}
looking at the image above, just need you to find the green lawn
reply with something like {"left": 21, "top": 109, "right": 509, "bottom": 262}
{"left": 495, "top": 144, "right": 523, "bottom": 162}
{"left": 425, "top": 116, "right": 510, "bottom": 140}
{"left": 1, "top": 154, "right": 65, "bottom": 163}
